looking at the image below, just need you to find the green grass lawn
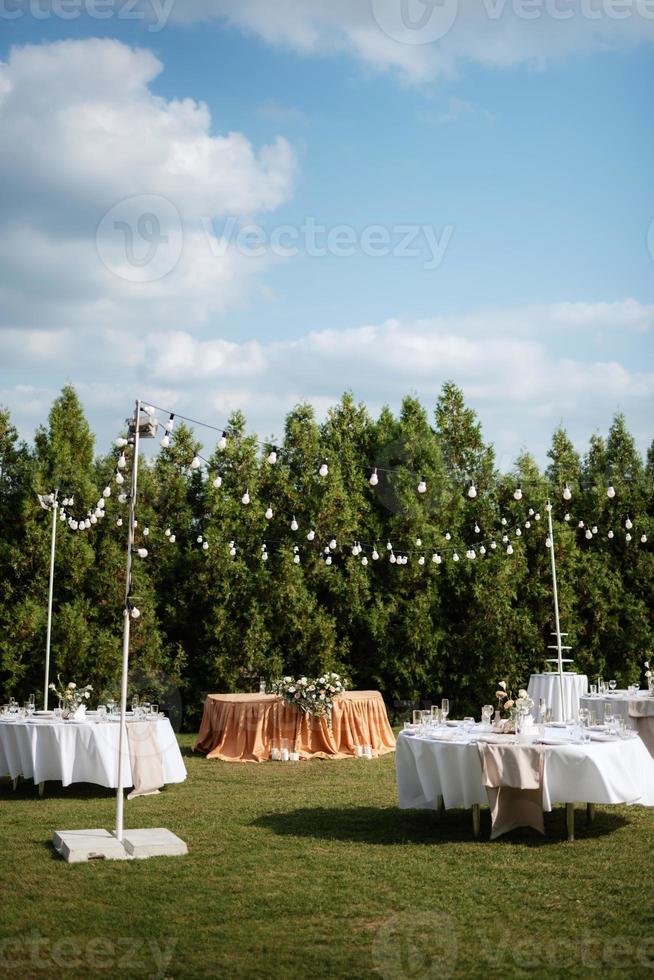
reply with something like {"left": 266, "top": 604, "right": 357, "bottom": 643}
{"left": 1, "top": 735, "right": 653, "bottom": 979}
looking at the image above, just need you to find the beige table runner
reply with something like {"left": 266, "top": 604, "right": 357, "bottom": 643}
{"left": 126, "top": 721, "right": 164, "bottom": 799}
{"left": 628, "top": 699, "right": 654, "bottom": 759}
{"left": 478, "top": 742, "right": 545, "bottom": 839}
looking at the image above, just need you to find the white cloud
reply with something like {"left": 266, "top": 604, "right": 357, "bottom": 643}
{"left": 0, "top": 39, "right": 297, "bottom": 331}
{"left": 2, "top": 301, "right": 652, "bottom": 467}
{"left": 161, "top": 0, "right": 654, "bottom": 83}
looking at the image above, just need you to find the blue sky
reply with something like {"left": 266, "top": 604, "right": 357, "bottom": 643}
{"left": 1, "top": 2, "right": 653, "bottom": 465}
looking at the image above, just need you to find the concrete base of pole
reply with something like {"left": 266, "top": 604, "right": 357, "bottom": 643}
{"left": 52, "top": 828, "right": 187, "bottom": 863}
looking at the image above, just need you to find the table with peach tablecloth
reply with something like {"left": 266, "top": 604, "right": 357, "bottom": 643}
{"left": 193, "top": 691, "right": 396, "bottom": 762}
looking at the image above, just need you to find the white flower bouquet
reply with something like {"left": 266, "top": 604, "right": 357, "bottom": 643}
{"left": 270, "top": 672, "right": 347, "bottom": 723}
{"left": 49, "top": 674, "right": 93, "bottom": 718}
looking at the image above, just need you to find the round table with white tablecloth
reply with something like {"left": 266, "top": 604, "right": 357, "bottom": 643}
{"left": 579, "top": 691, "right": 649, "bottom": 729}
{"left": 0, "top": 715, "right": 187, "bottom": 789}
{"left": 527, "top": 672, "right": 588, "bottom": 722}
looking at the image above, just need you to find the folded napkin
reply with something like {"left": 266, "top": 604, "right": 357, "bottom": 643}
{"left": 478, "top": 743, "right": 545, "bottom": 839}
{"left": 126, "top": 721, "right": 164, "bottom": 800}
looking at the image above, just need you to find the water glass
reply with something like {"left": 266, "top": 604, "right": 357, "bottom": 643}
{"left": 259, "top": 677, "right": 266, "bottom": 695}
{"left": 481, "top": 705, "right": 493, "bottom": 727}
{"left": 412, "top": 709, "right": 422, "bottom": 726}
{"left": 151, "top": 703, "right": 159, "bottom": 718}
{"left": 463, "top": 717, "right": 475, "bottom": 733}
{"left": 132, "top": 695, "right": 139, "bottom": 711}
{"left": 97, "top": 705, "right": 107, "bottom": 722}
{"left": 441, "top": 698, "right": 449, "bottom": 722}
{"left": 431, "top": 705, "right": 441, "bottom": 725}
{"left": 28, "top": 693, "right": 36, "bottom": 709}
{"left": 590, "top": 684, "right": 597, "bottom": 696}
{"left": 420, "top": 709, "right": 431, "bottom": 731}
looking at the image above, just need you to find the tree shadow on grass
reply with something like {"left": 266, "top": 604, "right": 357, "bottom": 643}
{"left": 252, "top": 805, "right": 629, "bottom": 846}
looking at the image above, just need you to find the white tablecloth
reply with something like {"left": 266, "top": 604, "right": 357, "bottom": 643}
{"left": 396, "top": 729, "right": 654, "bottom": 813}
{"left": 0, "top": 717, "right": 187, "bottom": 789}
{"left": 579, "top": 692, "right": 651, "bottom": 730}
{"left": 527, "top": 673, "right": 588, "bottom": 722}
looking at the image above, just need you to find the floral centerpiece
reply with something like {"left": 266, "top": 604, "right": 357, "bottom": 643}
{"left": 49, "top": 675, "right": 93, "bottom": 718}
{"left": 269, "top": 672, "right": 347, "bottom": 725}
{"left": 645, "top": 660, "right": 653, "bottom": 695}
{"left": 494, "top": 680, "right": 534, "bottom": 731}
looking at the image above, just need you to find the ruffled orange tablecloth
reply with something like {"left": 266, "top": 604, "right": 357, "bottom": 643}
{"left": 194, "top": 691, "right": 396, "bottom": 762}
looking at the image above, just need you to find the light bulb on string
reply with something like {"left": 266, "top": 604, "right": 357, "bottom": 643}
{"left": 190, "top": 456, "right": 201, "bottom": 470}
{"left": 545, "top": 503, "right": 552, "bottom": 513}
{"left": 130, "top": 607, "right": 141, "bottom": 620}
{"left": 329, "top": 538, "right": 337, "bottom": 550}
{"left": 501, "top": 517, "right": 507, "bottom": 526}
{"left": 265, "top": 506, "right": 273, "bottom": 520}
{"left": 160, "top": 435, "right": 170, "bottom": 449}
{"left": 625, "top": 518, "right": 633, "bottom": 530}
{"left": 267, "top": 448, "right": 277, "bottom": 465}
{"left": 585, "top": 529, "right": 592, "bottom": 540}
{"left": 467, "top": 482, "right": 477, "bottom": 499}
{"left": 165, "top": 414, "right": 175, "bottom": 433}
{"left": 474, "top": 524, "right": 480, "bottom": 534}
{"left": 416, "top": 537, "right": 422, "bottom": 547}
{"left": 118, "top": 493, "right": 127, "bottom": 503}
{"left": 432, "top": 552, "right": 442, "bottom": 564}
{"left": 169, "top": 534, "right": 176, "bottom": 543}
{"left": 90, "top": 515, "right": 97, "bottom": 525}
{"left": 59, "top": 512, "right": 66, "bottom": 523}
{"left": 372, "top": 549, "right": 379, "bottom": 561}
{"left": 641, "top": 534, "right": 647, "bottom": 543}
{"left": 115, "top": 472, "right": 124, "bottom": 485}
{"left": 535, "top": 513, "right": 541, "bottom": 521}
{"left": 319, "top": 460, "right": 329, "bottom": 478}
{"left": 452, "top": 552, "right": 460, "bottom": 562}
{"left": 369, "top": 469, "right": 379, "bottom": 487}
{"left": 445, "top": 532, "right": 451, "bottom": 541}
{"left": 262, "top": 550, "right": 269, "bottom": 562}
{"left": 389, "top": 553, "right": 396, "bottom": 564}
{"left": 608, "top": 530, "right": 614, "bottom": 539}
{"left": 513, "top": 487, "right": 522, "bottom": 501}
{"left": 607, "top": 486, "right": 616, "bottom": 499}
{"left": 515, "top": 528, "right": 522, "bottom": 537}
{"left": 165, "top": 529, "right": 171, "bottom": 537}
{"left": 626, "top": 532, "right": 632, "bottom": 542}
{"left": 479, "top": 545, "right": 486, "bottom": 555}
{"left": 197, "top": 535, "right": 203, "bottom": 544}
{"left": 386, "top": 541, "right": 393, "bottom": 551}
{"left": 506, "top": 544, "right": 514, "bottom": 555}
{"left": 592, "top": 526, "right": 598, "bottom": 535}
{"left": 241, "top": 490, "right": 251, "bottom": 506}
{"left": 490, "top": 541, "right": 497, "bottom": 550}
{"left": 361, "top": 556, "right": 368, "bottom": 567}
{"left": 528, "top": 508, "right": 534, "bottom": 516}
{"left": 502, "top": 534, "right": 509, "bottom": 544}
{"left": 203, "top": 541, "right": 209, "bottom": 551}
{"left": 545, "top": 537, "right": 552, "bottom": 549}
{"left": 103, "top": 487, "right": 111, "bottom": 498}
{"left": 291, "top": 517, "right": 299, "bottom": 532}
{"left": 218, "top": 432, "right": 227, "bottom": 451}
{"left": 468, "top": 549, "right": 477, "bottom": 560}
{"left": 563, "top": 484, "right": 572, "bottom": 501}
{"left": 307, "top": 530, "right": 315, "bottom": 541}
{"left": 325, "top": 556, "right": 332, "bottom": 566}
{"left": 525, "top": 521, "right": 531, "bottom": 529}
{"left": 417, "top": 478, "right": 427, "bottom": 494}
{"left": 418, "top": 555, "right": 425, "bottom": 566}
{"left": 137, "top": 548, "right": 148, "bottom": 558}
{"left": 578, "top": 520, "right": 584, "bottom": 529}
{"left": 116, "top": 518, "right": 123, "bottom": 527}
{"left": 213, "top": 476, "right": 222, "bottom": 489}
{"left": 117, "top": 454, "right": 127, "bottom": 470}
{"left": 115, "top": 438, "right": 128, "bottom": 448}
{"left": 563, "top": 514, "right": 570, "bottom": 522}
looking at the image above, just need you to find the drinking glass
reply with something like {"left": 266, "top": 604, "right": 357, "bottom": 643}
{"left": 463, "top": 717, "right": 475, "bottom": 733}
{"left": 403, "top": 721, "right": 414, "bottom": 731}
{"left": 543, "top": 708, "right": 553, "bottom": 724}
{"left": 441, "top": 699, "right": 449, "bottom": 722}
{"left": 151, "top": 703, "right": 159, "bottom": 718}
{"left": 431, "top": 705, "right": 441, "bottom": 725}
{"left": 53, "top": 707, "right": 63, "bottom": 720}
{"left": 420, "top": 709, "right": 431, "bottom": 730}
{"left": 609, "top": 679, "right": 617, "bottom": 694}
{"left": 97, "top": 705, "right": 107, "bottom": 722}
{"left": 28, "top": 693, "right": 35, "bottom": 709}
{"left": 590, "top": 684, "right": 597, "bottom": 696}
{"left": 412, "top": 709, "right": 422, "bottom": 726}
{"left": 259, "top": 677, "right": 266, "bottom": 695}
{"left": 481, "top": 705, "right": 493, "bottom": 726}
{"left": 538, "top": 698, "right": 547, "bottom": 722}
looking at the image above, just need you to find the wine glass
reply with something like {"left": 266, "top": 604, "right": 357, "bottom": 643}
{"left": 609, "top": 679, "right": 617, "bottom": 694}
{"left": 441, "top": 698, "right": 449, "bottom": 723}
{"left": 538, "top": 698, "right": 547, "bottom": 722}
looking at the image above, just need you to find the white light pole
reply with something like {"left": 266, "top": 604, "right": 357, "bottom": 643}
{"left": 38, "top": 491, "right": 59, "bottom": 710}
{"left": 545, "top": 501, "right": 572, "bottom": 719}
{"left": 115, "top": 399, "right": 142, "bottom": 843}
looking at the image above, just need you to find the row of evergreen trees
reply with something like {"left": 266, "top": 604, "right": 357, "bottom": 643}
{"left": 1, "top": 384, "right": 652, "bottom": 728}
